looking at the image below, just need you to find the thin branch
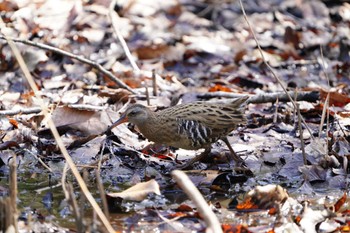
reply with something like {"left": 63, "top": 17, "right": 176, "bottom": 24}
{"left": 196, "top": 91, "right": 319, "bottom": 104}
{"left": 297, "top": 104, "right": 307, "bottom": 165}
{"left": 107, "top": 0, "right": 184, "bottom": 93}
{"left": 0, "top": 104, "right": 106, "bottom": 116}
{"left": 9, "top": 154, "right": 18, "bottom": 232}
{"left": 0, "top": 35, "right": 135, "bottom": 94}
{"left": 24, "top": 149, "right": 53, "bottom": 173}
{"left": 171, "top": 170, "right": 223, "bottom": 233}
{"left": 238, "top": 0, "right": 315, "bottom": 140}
{"left": 0, "top": 107, "right": 42, "bottom": 116}
{"left": 0, "top": 91, "right": 319, "bottom": 117}
{"left": 96, "top": 143, "right": 110, "bottom": 219}
{"left": 152, "top": 69, "right": 157, "bottom": 96}
{"left": 66, "top": 183, "right": 85, "bottom": 233}
{"left": 319, "top": 46, "right": 331, "bottom": 154}
{"left": 108, "top": 0, "right": 140, "bottom": 72}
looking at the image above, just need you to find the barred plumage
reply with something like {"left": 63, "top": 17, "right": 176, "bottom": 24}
{"left": 109, "top": 96, "right": 249, "bottom": 168}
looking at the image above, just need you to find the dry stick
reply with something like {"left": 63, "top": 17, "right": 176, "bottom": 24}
{"left": 61, "top": 163, "right": 69, "bottom": 199}
{"left": 81, "top": 169, "right": 88, "bottom": 226}
{"left": 319, "top": 94, "right": 329, "bottom": 138}
{"left": 95, "top": 170, "right": 109, "bottom": 220}
{"left": 197, "top": 91, "right": 319, "bottom": 104}
{"left": 292, "top": 90, "right": 298, "bottom": 131}
{"left": 0, "top": 197, "right": 15, "bottom": 231}
{"left": 108, "top": 0, "right": 140, "bottom": 72}
{"left": 9, "top": 155, "right": 18, "bottom": 233}
{"left": 297, "top": 104, "right": 307, "bottom": 165}
{"left": 66, "top": 183, "right": 85, "bottom": 233}
{"left": 1, "top": 29, "right": 115, "bottom": 233}
{"left": 319, "top": 46, "right": 331, "bottom": 151}
{"left": 152, "top": 69, "right": 157, "bottom": 96}
{"left": 238, "top": 0, "right": 314, "bottom": 140}
{"left": 171, "top": 170, "right": 223, "bottom": 233}
{"left": 24, "top": 149, "right": 53, "bottom": 173}
{"left": 96, "top": 144, "right": 109, "bottom": 219}
{"left": 145, "top": 81, "right": 151, "bottom": 106}
{"left": 35, "top": 183, "right": 62, "bottom": 194}
{"left": 156, "top": 211, "right": 187, "bottom": 232}
{"left": 273, "top": 97, "right": 279, "bottom": 124}
{"left": 0, "top": 107, "right": 42, "bottom": 116}
{"left": 108, "top": 0, "right": 170, "bottom": 92}
{"left": 0, "top": 91, "right": 319, "bottom": 116}
{"left": 0, "top": 35, "right": 135, "bottom": 94}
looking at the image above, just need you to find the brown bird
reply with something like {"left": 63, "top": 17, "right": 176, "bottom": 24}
{"left": 108, "top": 96, "right": 249, "bottom": 169}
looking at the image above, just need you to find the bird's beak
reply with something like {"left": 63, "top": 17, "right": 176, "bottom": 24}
{"left": 107, "top": 113, "right": 128, "bottom": 131}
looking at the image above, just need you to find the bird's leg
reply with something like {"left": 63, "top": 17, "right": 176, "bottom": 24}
{"left": 221, "top": 136, "right": 245, "bottom": 164}
{"left": 177, "top": 147, "right": 211, "bottom": 169}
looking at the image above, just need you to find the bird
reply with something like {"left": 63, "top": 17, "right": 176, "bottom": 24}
{"left": 108, "top": 96, "right": 249, "bottom": 169}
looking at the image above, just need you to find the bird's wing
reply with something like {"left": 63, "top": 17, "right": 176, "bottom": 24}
{"left": 164, "top": 99, "right": 247, "bottom": 130}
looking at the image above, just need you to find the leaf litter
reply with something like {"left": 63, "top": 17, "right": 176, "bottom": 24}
{"left": 0, "top": 0, "right": 350, "bottom": 232}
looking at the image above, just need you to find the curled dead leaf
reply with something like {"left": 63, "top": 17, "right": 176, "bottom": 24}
{"left": 107, "top": 179, "right": 160, "bottom": 202}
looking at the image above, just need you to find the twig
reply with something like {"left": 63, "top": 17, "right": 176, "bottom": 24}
{"left": 197, "top": 91, "right": 319, "bottom": 104}
{"left": 152, "top": 69, "right": 157, "bottom": 96}
{"left": 108, "top": 0, "right": 140, "bottom": 72}
{"left": 107, "top": 0, "right": 183, "bottom": 93}
{"left": 238, "top": 0, "right": 314, "bottom": 140}
{"left": 145, "top": 81, "right": 151, "bottom": 106}
{"left": 171, "top": 170, "right": 223, "bottom": 233}
{"left": 0, "top": 197, "right": 15, "bottom": 231}
{"left": 156, "top": 210, "right": 187, "bottom": 232}
{"left": 319, "top": 95, "right": 329, "bottom": 138}
{"left": 273, "top": 97, "right": 279, "bottom": 124}
{"left": 297, "top": 104, "right": 307, "bottom": 165}
{"left": 96, "top": 143, "right": 110, "bottom": 219}
{"left": 9, "top": 155, "right": 18, "bottom": 232}
{"left": 66, "top": 183, "right": 85, "bottom": 233}
{"left": 95, "top": 170, "right": 109, "bottom": 219}
{"left": 0, "top": 22, "right": 115, "bottom": 233}
{"left": 80, "top": 169, "right": 88, "bottom": 223}
{"left": 35, "top": 183, "right": 62, "bottom": 194}
{"left": 319, "top": 46, "right": 330, "bottom": 154}
{"left": 61, "top": 163, "right": 69, "bottom": 198}
{"left": 24, "top": 149, "right": 53, "bottom": 173}
{"left": 0, "top": 104, "right": 107, "bottom": 116}
{"left": 0, "top": 107, "right": 42, "bottom": 116}
{"left": 0, "top": 35, "right": 135, "bottom": 94}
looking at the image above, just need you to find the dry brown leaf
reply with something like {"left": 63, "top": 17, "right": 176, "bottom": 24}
{"left": 237, "top": 184, "right": 289, "bottom": 210}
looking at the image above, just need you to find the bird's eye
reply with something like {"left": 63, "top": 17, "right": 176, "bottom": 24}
{"left": 128, "top": 110, "right": 137, "bottom": 116}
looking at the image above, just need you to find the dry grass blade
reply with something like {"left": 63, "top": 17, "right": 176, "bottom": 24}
{"left": 319, "top": 94, "right": 330, "bottom": 138}
{"left": 171, "top": 170, "right": 223, "bottom": 233}
{"left": 66, "top": 183, "right": 84, "bottom": 233}
{"left": 319, "top": 46, "right": 331, "bottom": 154}
{"left": 297, "top": 104, "right": 307, "bottom": 165}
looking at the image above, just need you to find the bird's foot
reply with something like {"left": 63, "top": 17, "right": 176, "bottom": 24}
{"left": 141, "top": 144, "right": 176, "bottom": 160}
{"left": 174, "top": 148, "right": 211, "bottom": 170}
{"left": 225, "top": 153, "right": 253, "bottom": 176}
{"left": 175, "top": 158, "right": 205, "bottom": 170}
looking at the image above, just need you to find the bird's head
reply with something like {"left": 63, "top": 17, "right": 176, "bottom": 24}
{"left": 108, "top": 104, "right": 150, "bottom": 130}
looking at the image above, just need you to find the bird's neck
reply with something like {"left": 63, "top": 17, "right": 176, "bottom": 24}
{"left": 135, "top": 111, "right": 158, "bottom": 136}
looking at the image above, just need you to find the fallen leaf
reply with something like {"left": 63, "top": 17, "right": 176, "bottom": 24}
{"left": 107, "top": 179, "right": 160, "bottom": 201}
